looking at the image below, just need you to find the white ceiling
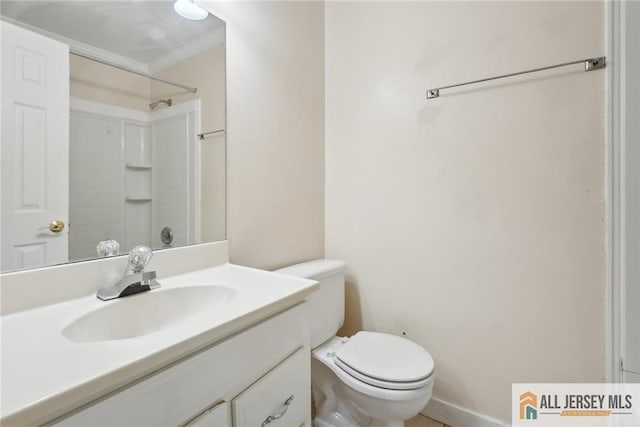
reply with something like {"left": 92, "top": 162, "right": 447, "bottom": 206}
{"left": 0, "top": 1, "right": 224, "bottom": 70}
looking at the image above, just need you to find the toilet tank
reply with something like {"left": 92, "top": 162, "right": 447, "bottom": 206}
{"left": 275, "top": 259, "right": 347, "bottom": 348}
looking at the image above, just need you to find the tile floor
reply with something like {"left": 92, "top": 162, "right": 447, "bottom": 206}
{"left": 406, "top": 414, "right": 452, "bottom": 427}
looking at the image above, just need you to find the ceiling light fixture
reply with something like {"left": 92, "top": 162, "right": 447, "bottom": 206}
{"left": 173, "top": 0, "right": 208, "bottom": 21}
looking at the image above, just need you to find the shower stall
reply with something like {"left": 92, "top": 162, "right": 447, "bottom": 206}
{"left": 69, "top": 98, "right": 201, "bottom": 259}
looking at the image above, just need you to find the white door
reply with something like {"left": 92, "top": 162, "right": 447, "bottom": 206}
{"left": 1, "top": 21, "right": 69, "bottom": 271}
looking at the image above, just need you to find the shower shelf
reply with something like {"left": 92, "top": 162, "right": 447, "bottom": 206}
{"left": 125, "top": 163, "right": 152, "bottom": 170}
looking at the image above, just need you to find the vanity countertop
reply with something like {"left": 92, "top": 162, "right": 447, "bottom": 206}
{"left": 0, "top": 263, "right": 318, "bottom": 426}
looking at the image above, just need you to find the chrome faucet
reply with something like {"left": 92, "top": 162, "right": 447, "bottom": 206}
{"left": 97, "top": 245, "right": 161, "bottom": 301}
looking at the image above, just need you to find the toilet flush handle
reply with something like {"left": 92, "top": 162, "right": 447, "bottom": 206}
{"left": 261, "top": 395, "right": 294, "bottom": 427}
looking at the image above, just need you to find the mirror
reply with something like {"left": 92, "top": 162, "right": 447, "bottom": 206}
{"left": 0, "top": 1, "right": 226, "bottom": 273}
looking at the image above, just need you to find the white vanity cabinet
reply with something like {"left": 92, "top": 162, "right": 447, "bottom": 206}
{"left": 51, "top": 303, "right": 311, "bottom": 427}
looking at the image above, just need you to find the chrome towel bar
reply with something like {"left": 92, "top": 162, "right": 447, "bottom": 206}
{"left": 198, "top": 129, "right": 225, "bottom": 140}
{"left": 426, "top": 56, "right": 605, "bottom": 99}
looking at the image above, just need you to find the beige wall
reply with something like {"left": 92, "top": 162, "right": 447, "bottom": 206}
{"left": 152, "top": 45, "right": 226, "bottom": 133}
{"left": 70, "top": 55, "right": 150, "bottom": 110}
{"left": 152, "top": 45, "right": 227, "bottom": 243}
{"left": 203, "top": 1, "right": 325, "bottom": 269}
{"left": 325, "top": 1, "right": 605, "bottom": 423}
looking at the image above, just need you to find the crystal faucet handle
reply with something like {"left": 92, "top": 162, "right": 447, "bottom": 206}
{"left": 96, "top": 239, "right": 120, "bottom": 257}
{"left": 127, "top": 245, "right": 153, "bottom": 273}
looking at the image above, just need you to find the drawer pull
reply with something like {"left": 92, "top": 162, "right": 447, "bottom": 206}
{"left": 261, "top": 395, "right": 294, "bottom": 427}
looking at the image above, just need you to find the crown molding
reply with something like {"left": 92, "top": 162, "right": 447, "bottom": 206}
{"left": 0, "top": 16, "right": 151, "bottom": 74}
{"left": 0, "top": 16, "right": 224, "bottom": 78}
{"left": 148, "top": 27, "right": 224, "bottom": 73}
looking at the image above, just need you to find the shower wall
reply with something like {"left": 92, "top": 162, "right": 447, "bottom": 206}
{"left": 151, "top": 112, "right": 197, "bottom": 249}
{"left": 69, "top": 111, "right": 124, "bottom": 260}
{"left": 69, "top": 101, "right": 195, "bottom": 259}
{"left": 69, "top": 105, "right": 152, "bottom": 258}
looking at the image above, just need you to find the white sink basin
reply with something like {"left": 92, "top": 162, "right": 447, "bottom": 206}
{"left": 62, "top": 285, "right": 236, "bottom": 343}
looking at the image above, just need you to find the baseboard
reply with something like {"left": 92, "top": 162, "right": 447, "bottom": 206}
{"left": 421, "top": 397, "right": 509, "bottom": 427}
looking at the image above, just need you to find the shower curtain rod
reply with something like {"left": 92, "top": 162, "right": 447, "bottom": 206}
{"left": 426, "top": 56, "right": 605, "bottom": 99}
{"left": 70, "top": 50, "right": 198, "bottom": 94}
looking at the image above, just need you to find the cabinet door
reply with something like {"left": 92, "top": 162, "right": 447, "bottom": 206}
{"left": 184, "top": 401, "right": 230, "bottom": 427}
{"left": 232, "top": 347, "right": 310, "bottom": 427}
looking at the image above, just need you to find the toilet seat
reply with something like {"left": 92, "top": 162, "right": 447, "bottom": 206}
{"left": 335, "top": 359, "right": 432, "bottom": 390}
{"left": 313, "top": 336, "right": 434, "bottom": 401}
{"left": 334, "top": 332, "right": 434, "bottom": 391}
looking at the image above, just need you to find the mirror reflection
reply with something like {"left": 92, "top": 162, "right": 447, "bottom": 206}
{"left": 1, "top": 1, "right": 226, "bottom": 273}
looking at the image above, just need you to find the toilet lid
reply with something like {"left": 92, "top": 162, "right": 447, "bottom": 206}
{"left": 335, "top": 332, "right": 434, "bottom": 390}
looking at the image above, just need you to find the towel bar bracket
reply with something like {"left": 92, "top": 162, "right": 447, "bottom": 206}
{"left": 585, "top": 56, "right": 606, "bottom": 72}
{"left": 427, "top": 89, "right": 439, "bottom": 99}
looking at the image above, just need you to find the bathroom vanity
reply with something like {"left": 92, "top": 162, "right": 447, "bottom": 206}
{"left": 53, "top": 304, "right": 310, "bottom": 427}
{"left": 0, "top": 242, "right": 318, "bottom": 427}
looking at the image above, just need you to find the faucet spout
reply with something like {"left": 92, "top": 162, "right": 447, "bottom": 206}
{"left": 97, "top": 271, "right": 161, "bottom": 300}
{"left": 96, "top": 245, "right": 161, "bottom": 301}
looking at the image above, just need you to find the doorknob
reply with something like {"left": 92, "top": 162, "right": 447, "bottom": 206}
{"left": 47, "top": 220, "right": 65, "bottom": 233}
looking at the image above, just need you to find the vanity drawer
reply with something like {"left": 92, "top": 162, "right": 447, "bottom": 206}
{"left": 232, "top": 346, "right": 310, "bottom": 427}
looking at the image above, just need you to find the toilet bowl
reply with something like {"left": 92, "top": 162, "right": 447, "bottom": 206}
{"left": 312, "top": 334, "right": 434, "bottom": 427}
{"left": 275, "top": 260, "right": 435, "bottom": 427}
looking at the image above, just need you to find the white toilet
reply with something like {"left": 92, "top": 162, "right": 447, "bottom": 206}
{"left": 275, "top": 260, "right": 435, "bottom": 427}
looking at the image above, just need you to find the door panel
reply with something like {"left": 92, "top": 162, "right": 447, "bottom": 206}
{"left": 14, "top": 104, "right": 46, "bottom": 209}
